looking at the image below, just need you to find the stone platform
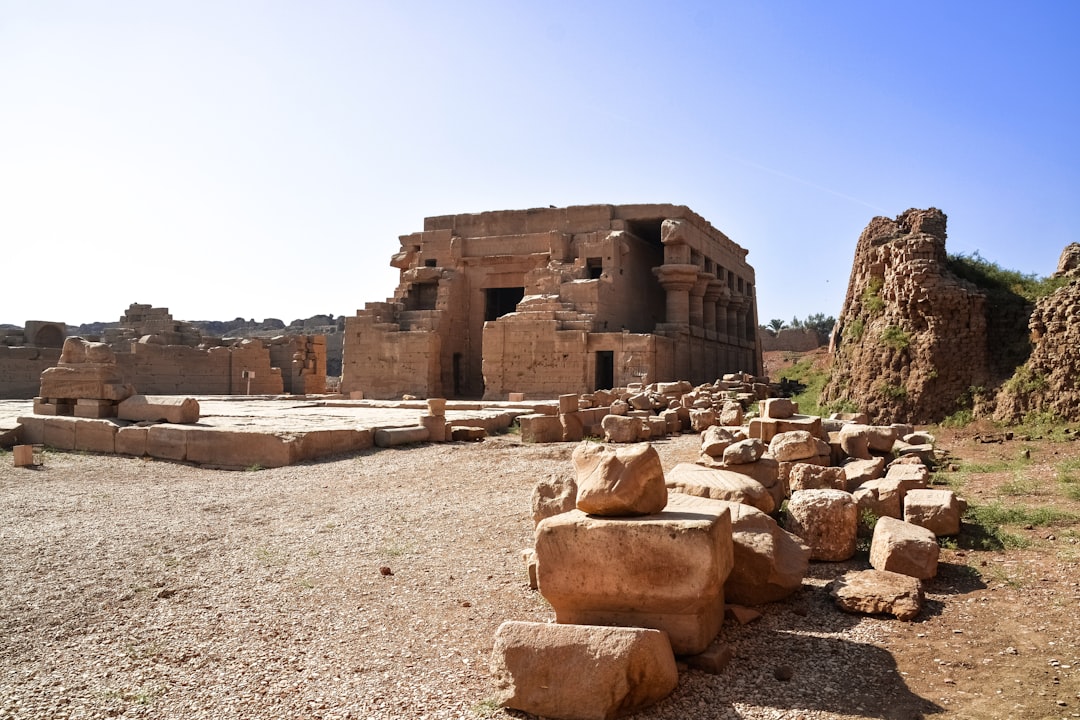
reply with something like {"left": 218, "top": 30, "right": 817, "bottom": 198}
{"left": 0, "top": 396, "right": 544, "bottom": 469}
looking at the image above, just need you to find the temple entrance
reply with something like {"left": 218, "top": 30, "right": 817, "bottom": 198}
{"left": 484, "top": 287, "right": 524, "bottom": 321}
{"left": 594, "top": 351, "right": 614, "bottom": 391}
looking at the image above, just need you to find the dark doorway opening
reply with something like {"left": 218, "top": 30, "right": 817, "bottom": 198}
{"left": 485, "top": 287, "right": 525, "bottom": 321}
{"left": 595, "top": 351, "right": 614, "bottom": 391}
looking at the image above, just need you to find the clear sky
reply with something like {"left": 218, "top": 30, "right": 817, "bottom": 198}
{"left": 2, "top": 1, "right": 1077, "bottom": 327}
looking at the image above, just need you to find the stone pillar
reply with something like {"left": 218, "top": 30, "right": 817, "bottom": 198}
{"left": 727, "top": 296, "right": 743, "bottom": 344}
{"left": 653, "top": 265, "right": 700, "bottom": 327}
{"left": 689, "top": 273, "right": 713, "bottom": 329}
{"left": 702, "top": 281, "right": 724, "bottom": 334}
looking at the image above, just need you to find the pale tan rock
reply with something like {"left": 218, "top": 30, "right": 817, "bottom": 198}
{"left": 904, "top": 488, "right": 962, "bottom": 536}
{"left": 717, "top": 457, "right": 784, "bottom": 508}
{"left": 39, "top": 365, "right": 134, "bottom": 403}
{"left": 574, "top": 442, "right": 667, "bottom": 516}
{"left": 842, "top": 456, "right": 886, "bottom": 490}
{"left": 700, "top": 425, "right": 734, "bottom": 458}
{"left": 786, "top": 489, "right": 858, "bottom": 561}
{"left": 374, "top": 426, "right": 429, "bottom": 447}
{"left": 420, "top": 414, "right": 447, "bottom": 442}
{"left": 717, "top": 400, "right": 743, "bottom": 427}
{"left": 884, "top": 461, "right": 930, "bottom": 484}
{"left": 761, "top": 398, "right": 797, "bottom": 419}
{"left": 601, "top": 414, "right": 642, "bottom": 443}
{"left": 490, "top": 621, "right": 678, "bottom": 720}
{"left": 838, "top": 423, "right": 872, "bottom": 460}
{"left": 519, "top": 413, "right": 563, "bottom": 443}
{"left": 562, "top": 412, "right": 586, "bottom": 442}
{"left": 723, "top": 438, "right": 765, "bottom": 465}
{"left": 689, "top": 408, "right": 716, "bottom": 432}
{"left": 768, "top": 430, "right": 819, "bottom": 462}
{"left": 117, "top": 395, "right": 200, "bottom": 424}
{"left": 903, "top": 431, "right": 935, "bottom": 446}
{"left": 748, "top": 414, "right": 822, "bottom": 444}
{"left": 870, "top": 516, "right": 939, "bottom": 579}
{"left": 532, "top": 474, "right": 578, "bottom": 526}
{"left": 665, "top": 463, "right": 774, "bottom": 513}
{"left": 534, "top": 505, "right": 733, "bottom": 655}
{"left": 684, "top": 640, "right": 733, "bottom": 674}
{"left": 828, "top": 569, "right": 924, "bottom": 621}
{"left": 866, "top": 425, "right": 899, "bottom": 453}
{"left": 668, "top": 493, "right": 809, "bottom": 606}
{"left": 788, "top": 463, "right": 846, "bottom": 492}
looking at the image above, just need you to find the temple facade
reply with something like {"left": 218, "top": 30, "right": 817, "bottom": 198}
{"left": 341, "top": 204, "right": 761, "bottom": 400}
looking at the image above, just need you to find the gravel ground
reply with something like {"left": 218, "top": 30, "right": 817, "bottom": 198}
{"left": 0, "top": 434, "right": 1036, "bottom": 719}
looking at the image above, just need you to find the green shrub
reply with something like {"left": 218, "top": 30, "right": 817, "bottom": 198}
{"left": 844, "top": 318, "right": 865, "bottom": 342}
{"left": 879, "top": 382, "right": 907, "bottom": 400}
{"left": 880, "top": 325, "right": 910, "bottom": 350}
{"left": 861, "top": 277, "right": 885, "bottom": 315}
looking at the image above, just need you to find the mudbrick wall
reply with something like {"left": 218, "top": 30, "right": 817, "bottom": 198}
{"left": 821, "top": 208, "right": 1031, "bottom": 424}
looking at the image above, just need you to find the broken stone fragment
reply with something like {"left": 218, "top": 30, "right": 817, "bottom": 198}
{"left": 665, "top": 463, "right": 775, "bottom": 513}
{"left": 573, "top": 442, "right": 667, "bottom": 516}
{"left": 828, "top": 568, "right": 924, "bottom": 621}
{"left": 869, "top": 516, "right": 939, "bottom": 579}
{"left": 489, "top": 621, "right": 678, "bottom": 720}
{"left": 786, "top": 489, "right": 858, "bottom": 561}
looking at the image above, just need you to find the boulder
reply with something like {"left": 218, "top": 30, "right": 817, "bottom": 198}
{"left": 838, "top": 424, "right": 872, "bottom": 460}
{"left": 717, "top": 400, "right": 743, "bottom": 427}
{"left": 700, "top": 425, "right": 734, "bottom": 458}
{"left": 574, "top": 442, "right": 667, "bottom": 516}
{"left": 828, "top": 569, "right": 924, "bottom": 621}
{"left": 490, "top": 621, "right": 678, "bottom": 720}
{"left": 866, "top": 425, "right": 899, "bottom": 453}
{"left": 768, "top": 430, "right": 819, "bottom": 462}
{"left": 786, "top": 489, "right": 858, "bottom": 561}
{"left": 689, "top": 408, "right": 716, "bottom": 432}
{"left": 665, "top": 463, "right": 775, "bottom": 514}
{"left": 534, "top": 505, "right": 733, "bottom": 655}
{"left": 904, "top": 488, "right": 962, "bottom": 536}
{"left": 842, "top": 456, "right": 886, "bottom": 491}
{"left": 723, "top": 438, "right": 765, "bottom": 465}
{"left": 869, "top": 516, "right": 939, "bottom": 579}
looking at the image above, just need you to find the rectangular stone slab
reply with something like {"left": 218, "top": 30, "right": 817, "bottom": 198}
{"left": 535, "top": 505, "right": 733, "bottom": 655}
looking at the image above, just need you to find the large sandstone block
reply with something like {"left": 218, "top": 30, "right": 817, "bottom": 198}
{"left": 788, "top": 463, "right": 846, "bottom": 492}
{"left": 42, "top": 417, "right": 77, "bottom": 450}
{"left": 716, "top": 457, "right": 784, "bottom": 508}
{"left": 490, "top": 621, "right": 677, "bottom": 720}
{"left": 601, "top": 414, "right": 643, "bottom": 443}
{"left": 668, "top": 494, "right": 808, "bottom": 606}
{"left": 535, "top": 505, "right": 733, "bottom": 655}
{"left": 723, "top": 438, "right": 764, "bottom": 465}
{"left": 117, "top": 395, "right": 200, "bottom": 424}
{"left": 665, "top": 463, "right": 774, "bottom": 514}
{"left": 374, "top": 426, "right": 429, "bottom": 447}
{"left": 786, "top": 489, "right": 858, "bottom": 561}
{"left": 842, "top": 456, "right": 886, "bottom": 490}
{"left": 760, "top": 398, "right": 797, "bottom": 419}
{"left": 904, "top": 489, "right": 962, "bottom": 536}
{"left": 519, "top": 413, "right": 564, "bottom": 443}
{"left": 146, "top": 425, "right": 188, "bottom": 461}
{"left": 573, "top": 442, "right": 667, "bottom": 516}
{"left": 869, "top": 516, "right": 939, "bottom": 579}
{"left": 115, "top": 426, "right": 148, "bottom": 456}
{"left": 74, "top": 419, "right": 118, "bottom": 453}
{"left": 838, "top": 423, "right": 872, "bottom": 460}
{"left": 38, "top": 365, "right": 134, "bottom": 402}
{"left": 689, "top": 408, "right": 715, "bottom": 432}
{"left": 749, "top": 414, "right": 822, "bottom": 444}
{"left": 185, "top": 428, "right": 298, "bottom": 468}
{"left": 532, "top": 474, "right": 578, "bottom": 526}
{"left": 866, "top": 425, "right": 899, "bottom": 453}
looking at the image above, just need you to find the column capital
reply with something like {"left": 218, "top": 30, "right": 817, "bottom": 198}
{"left": 653, "top": 264, "right": 700, "bottom": 292}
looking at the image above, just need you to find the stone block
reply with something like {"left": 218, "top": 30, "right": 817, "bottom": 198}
{"left": 115, "top": 426, "right": 148, "bottom": 457}
{"left": 601, "top": 414, "right": 643, "bottom": 443}
{"left": 869, "top": 516, "right": 939, "bottom": 579}
{"left": 689, "top": 408, "right": 716, "bottom": 432}
{"left": 374, "top": 426, "right": 430, "bottom": 447}
{"left": 665, "top": 463, "right": 775, "bottom": 514}
{"left": 838, "top": 423, "right": 872, "bottom": 460}
{"left": 535, "top": 505, "right": 733, "bottom": 655}
{"left": 146, "top": 425, "right": 188, "bottom": 461}
{"left": 519, "top": 414, "right": 563, "bottom": 443}
{"left": 34, "top": 398, "right": 73, "bottom": 416}
{"left": 786, "top": 489, "right": 858, "bottom": 561}
{"left": 43, "top": 417, "right": 77, "bottom": 450}
{"left": 842, "top": 456, "right": 886, "bottom": 491}
{"left": 74, "top": 399, "right": 117, "bottom": 419}
{"left": 904, "top": 489, "right": 962, "bottom": 536}
{"left": 558, "top": 393, "right": 579, "bottom": 414}
{"left": 574, "top": 442, "right": 667, "bottom": 516}
{"left": 185, "top": 428, "right": 297, "bottom": 468}
{"left": 723, "top": 438, "right": 764, "bottom": 464}
{"left": 561, "top": 412, "right": 585, "bottom": 442}
{"left": 426, "top": 397, "right": 447, "bottom": 415}
{"left": 117, "top": 395, "right": 200, "bottom": 424}
{"left": 489, "top": 621, "right": 678, "bottom": 720}
{"left": 646, "top": 415, "right": 667, "bottom": 440}
{"left": 38, "top": 364, "right": 134, "bottom": 402}
{"left": 867, "top": 425, "right": 899, "bottom": 453}
{"left": 13, "top": 445, "right": 34, "bottom": 467}
{"left": 788, "top": 463, "right": 847, "bottom": 492}
{"left": 768, "top": 430, "right": 819, "bottom": 462}
{"left": 450, "top": 426, "right": 486, "bottom": 441}
{"left": 74, "top": 419, "right": 118, "bottom": 453}
{"left": 717, "top": 457, "right": 784, "bottom": 508}
{"left": 419, "top": 414, "right": 446, "bottom": 442}
{"left": 760, "top": 397, "right": 797, "bottom": 419}
{"left": 885, "top": 462, "right": 930, "bottom": 484}
{"left": 828, "top": 569, "right": 923, "bottom": 621}
{"left": 749, "top": 415, "right": 822, "bottom": 443}
{"left": 16, "top": 416, "right": 44, "bottom": 445}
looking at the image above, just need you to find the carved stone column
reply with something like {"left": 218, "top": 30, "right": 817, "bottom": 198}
{"left": 653, "top": 264, "right": 699, "bottom": 327}
{"left": 689, "top": 273, "right": 713, "bottom": 329}
{"left": 703, "top": 280, "right": 724, "bottom": 334}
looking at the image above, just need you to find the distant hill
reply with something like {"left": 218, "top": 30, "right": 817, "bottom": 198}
{"left": 67, "top": 315, "right": 347, "bottom": 339}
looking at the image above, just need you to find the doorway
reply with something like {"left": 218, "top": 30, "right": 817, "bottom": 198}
{"left": 594, "top": 351, "right": 614, "bottom": 391}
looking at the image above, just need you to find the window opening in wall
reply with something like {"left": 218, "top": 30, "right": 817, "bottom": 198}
{"left": 586, "top": 257, "right": 603, "bottom": 279}
{"left": 595, "top": 351, "right": 614, "bottom": 391}
{"left": 484, "top": 287, "right": 525, "bottom": 321}
{"left": 424, "top": 259, "right": 437, "bottom": 267}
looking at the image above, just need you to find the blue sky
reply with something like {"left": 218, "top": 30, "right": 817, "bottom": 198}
{"left": 2, "top": 1, "right": 1077, "bottom": 327}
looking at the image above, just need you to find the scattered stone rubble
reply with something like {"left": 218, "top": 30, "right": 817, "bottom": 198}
{"left": 493, "top": 386, "right": 967, "bottom": 719}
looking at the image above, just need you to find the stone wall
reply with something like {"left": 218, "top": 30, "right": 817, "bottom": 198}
{"left": 759, "top": 328, "right": 825, "bottom": 352}
{"left": 821, "top": 208, "right": 1006, "bottom": 424}
{"left": 0, "top": 346, "right": 62, "bottom": 399}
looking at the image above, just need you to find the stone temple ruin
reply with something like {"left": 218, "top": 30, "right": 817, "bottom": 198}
{"left": 340, "top": 204, "right": 762, "bottom": 400}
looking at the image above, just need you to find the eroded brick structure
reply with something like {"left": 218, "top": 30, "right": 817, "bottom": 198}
{"left": 342, "top": 204, "right": 761, "bottom": 399}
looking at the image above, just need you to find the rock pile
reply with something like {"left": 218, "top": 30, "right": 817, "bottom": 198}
{"left": 495, "top": 398, "right": 963, "bottom": 718}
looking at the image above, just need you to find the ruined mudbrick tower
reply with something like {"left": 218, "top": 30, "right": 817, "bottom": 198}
{"left": 341, "top": 204, "right": 762, "bottom": 400}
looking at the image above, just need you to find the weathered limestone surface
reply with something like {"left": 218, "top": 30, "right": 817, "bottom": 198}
{"left": 904, "top": 488, "right": 962, "bottom": 536}
{"left": 489, "top": 621, "right": 678, "bottom": 720}
{"left": 828, "top": 569, "right": 924, "bottom": 621}
{"left": 869, "top": 516, "right": 939, "bottom": 579}
{"left": 768, "top": 430, "right": 819, "bottom": 462}
{"left": 534, "top": 504, "right": 733, "bottom": 655}
{"left": 665, "top": 463, "right": 775, "bottom": 514}
{"left": 573, "top": 443, "right": 667, "bottom": 516}
{"left": 788, "top": 463, "right": 846, "bottom": 492}
{"left": 786, "top": 489, "right": 858, "bottom": 561}
{"left": 532, "top": 474, "right": 578, "bottom": 526}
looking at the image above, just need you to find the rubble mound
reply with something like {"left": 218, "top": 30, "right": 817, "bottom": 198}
{"left": 994, "top": 244, "right": 1080, "bottom": 422}
{"left": 822, "top": 208, "right": 1009, "bottom": 424}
